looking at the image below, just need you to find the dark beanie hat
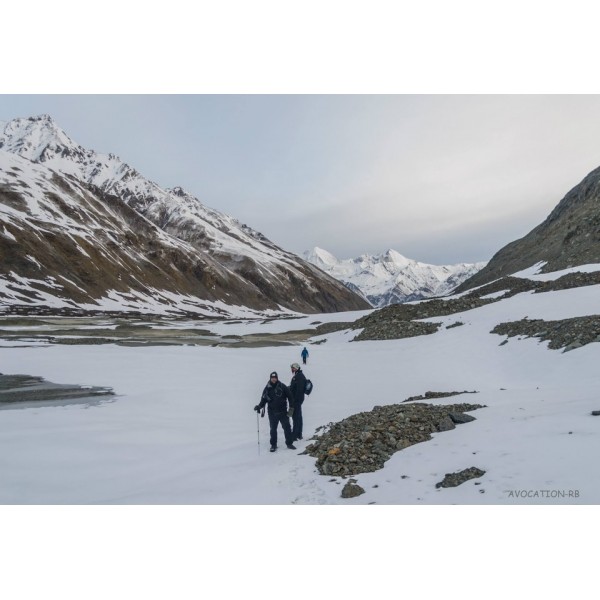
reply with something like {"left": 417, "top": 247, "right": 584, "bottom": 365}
{"left": 270, "top": 371, "right": 278, "bottom": 378}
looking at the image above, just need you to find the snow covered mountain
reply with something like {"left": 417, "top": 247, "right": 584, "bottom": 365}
{"left": 304, "top": 246, "right": 486, "bottom": 307}
{"left": 0, "top": 115, "right": 369, "bottom": 316}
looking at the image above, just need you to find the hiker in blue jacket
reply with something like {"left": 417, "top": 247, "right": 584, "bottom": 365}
{"left": 254, "top": 371, "right": 296, "bottom": 452}
{"left": 289, "top": 363, "right": 306, "bottom": 441}
{"left": 301, "top": 346, "right": 309, "bottom": 365}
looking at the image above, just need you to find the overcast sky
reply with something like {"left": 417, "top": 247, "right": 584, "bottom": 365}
{"left": 2, "top": 94, "right": 600, "bottom": 264}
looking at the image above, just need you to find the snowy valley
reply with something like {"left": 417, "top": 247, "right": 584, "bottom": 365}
{"left": 1, "top": 259, "right": 599, "bottom": 504}
{"left": 2, "top": 114, "right": 600, "bottom": 505}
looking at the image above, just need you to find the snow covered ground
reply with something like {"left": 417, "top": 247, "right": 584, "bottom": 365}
{"left": 1, "top": 279, "right": 599, "bottom": 505}
{"left": 2, "top": 270, "right": 599, "bottom": 600}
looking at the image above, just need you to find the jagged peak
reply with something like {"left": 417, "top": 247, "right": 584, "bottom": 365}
{"left": 11, "top": 114, "right": 65, "bottom": 136}
{"left": 27, "top": 114, "right": 55, "bottom": 124}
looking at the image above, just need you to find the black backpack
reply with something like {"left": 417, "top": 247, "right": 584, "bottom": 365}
{"left": 304, "top": 379, "right": 313, "bottom": 395}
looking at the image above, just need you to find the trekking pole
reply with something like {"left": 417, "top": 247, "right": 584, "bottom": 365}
{"left": 257, "top": 410, "right": 261, "bottom": 455}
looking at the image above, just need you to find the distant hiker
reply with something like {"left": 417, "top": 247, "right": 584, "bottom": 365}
{"left": 301, "top": 347, "right": 309, "bottom": 365}
{"left": 254, "top": 371, "right": 296, "bottom": 452}
{"left": 289, "top": 362, "right": 307, "bottom": 441}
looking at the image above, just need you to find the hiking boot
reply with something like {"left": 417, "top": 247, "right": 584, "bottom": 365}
{"left": 270, "top": 446, "right": 277, "bottom": 452}
{"left": 286, "top": 444, "right": 296, "bottom": 450}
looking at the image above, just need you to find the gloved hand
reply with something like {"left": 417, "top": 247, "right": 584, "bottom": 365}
{"left": 254, "top": 405, "right": 261, "bottom": 412}
{"left": 287, "top": 407, "right": 294, "bottom": 417}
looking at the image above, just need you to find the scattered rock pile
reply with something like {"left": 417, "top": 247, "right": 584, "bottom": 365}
{"left": 303, "top": 401, "right": 484, "bottom": 477}
{"left": 350, "top": 297, "right": 495, "bottom": 341}
{"left": 491, "top": 315, "right": 600, "bottom": 351}
{"left": 535, "top": 270, "right": 600, "bottom": 293}
{"left": 353, "top": 319, "right": 441, "bottom": 341}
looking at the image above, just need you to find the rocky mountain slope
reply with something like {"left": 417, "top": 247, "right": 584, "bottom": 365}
{"left": 456, "top": 164, "right": 600, "bottom": 292}
{"left": 304, "top": 246, "right": 485, "bottom": 306}
{"left": 0, "top": 116, "right": 369, "bottom": 316}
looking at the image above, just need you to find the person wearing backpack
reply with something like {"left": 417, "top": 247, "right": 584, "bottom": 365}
{"left": 254, "top": 371, "right": 296, "bottom": 452}
{"left": 289, "top": 362, "right": 307, "bottom": 441}
{"left": 301, "top": 347, "right": 309, "bottom": 365}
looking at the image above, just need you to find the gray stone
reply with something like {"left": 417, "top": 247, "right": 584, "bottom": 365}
{"left": 341, "top": 481, "right": 365, "bottom": 498}
{"left": 436, "top": 467, "right": 486, "bottom": 488}
{"left": 449, "top": 412, "right": 476, "bottom": 424}
{"left": 436, "top": 417, "right": 456, "bottom": 432}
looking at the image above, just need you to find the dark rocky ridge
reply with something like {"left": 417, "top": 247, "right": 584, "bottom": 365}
{"left": 457, "top": 164, "right": 600, "bottom": 292}
{"left": 492, "top": 315, "right": 600, "bottom": 352}
{"left": 402, "top": 390, "right": 479, "bottom": 403}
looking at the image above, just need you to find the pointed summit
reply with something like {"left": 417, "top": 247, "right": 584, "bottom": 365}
{"left": 382, "top": 248, "right": 410, "bottom": 266}
{"left": 304, "top": 247, "right": 339, "bottom": 268}
{"left": 0, "top": 113, "right": 83, "bottom": 164}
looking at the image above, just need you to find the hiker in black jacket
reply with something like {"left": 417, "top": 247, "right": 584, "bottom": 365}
{"left": 254, "top": 371, "right": 296, "bottom": 452}
{"left": 289, "top": 362, "right": 306, "bottom": 441}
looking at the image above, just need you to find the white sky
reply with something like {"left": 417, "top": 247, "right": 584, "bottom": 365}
{"left": 2, "top": 0, "right": 600, "bottom": 596}
{"left": 3, "top": 94, "right": 600, "bottom": 265}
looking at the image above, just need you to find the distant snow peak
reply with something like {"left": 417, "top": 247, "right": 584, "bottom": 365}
{"left": 305, "top": 247, "right": 339, "bottom": 268}
{"left": 304, "top": 246, "right": 487, "bottom": 307}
